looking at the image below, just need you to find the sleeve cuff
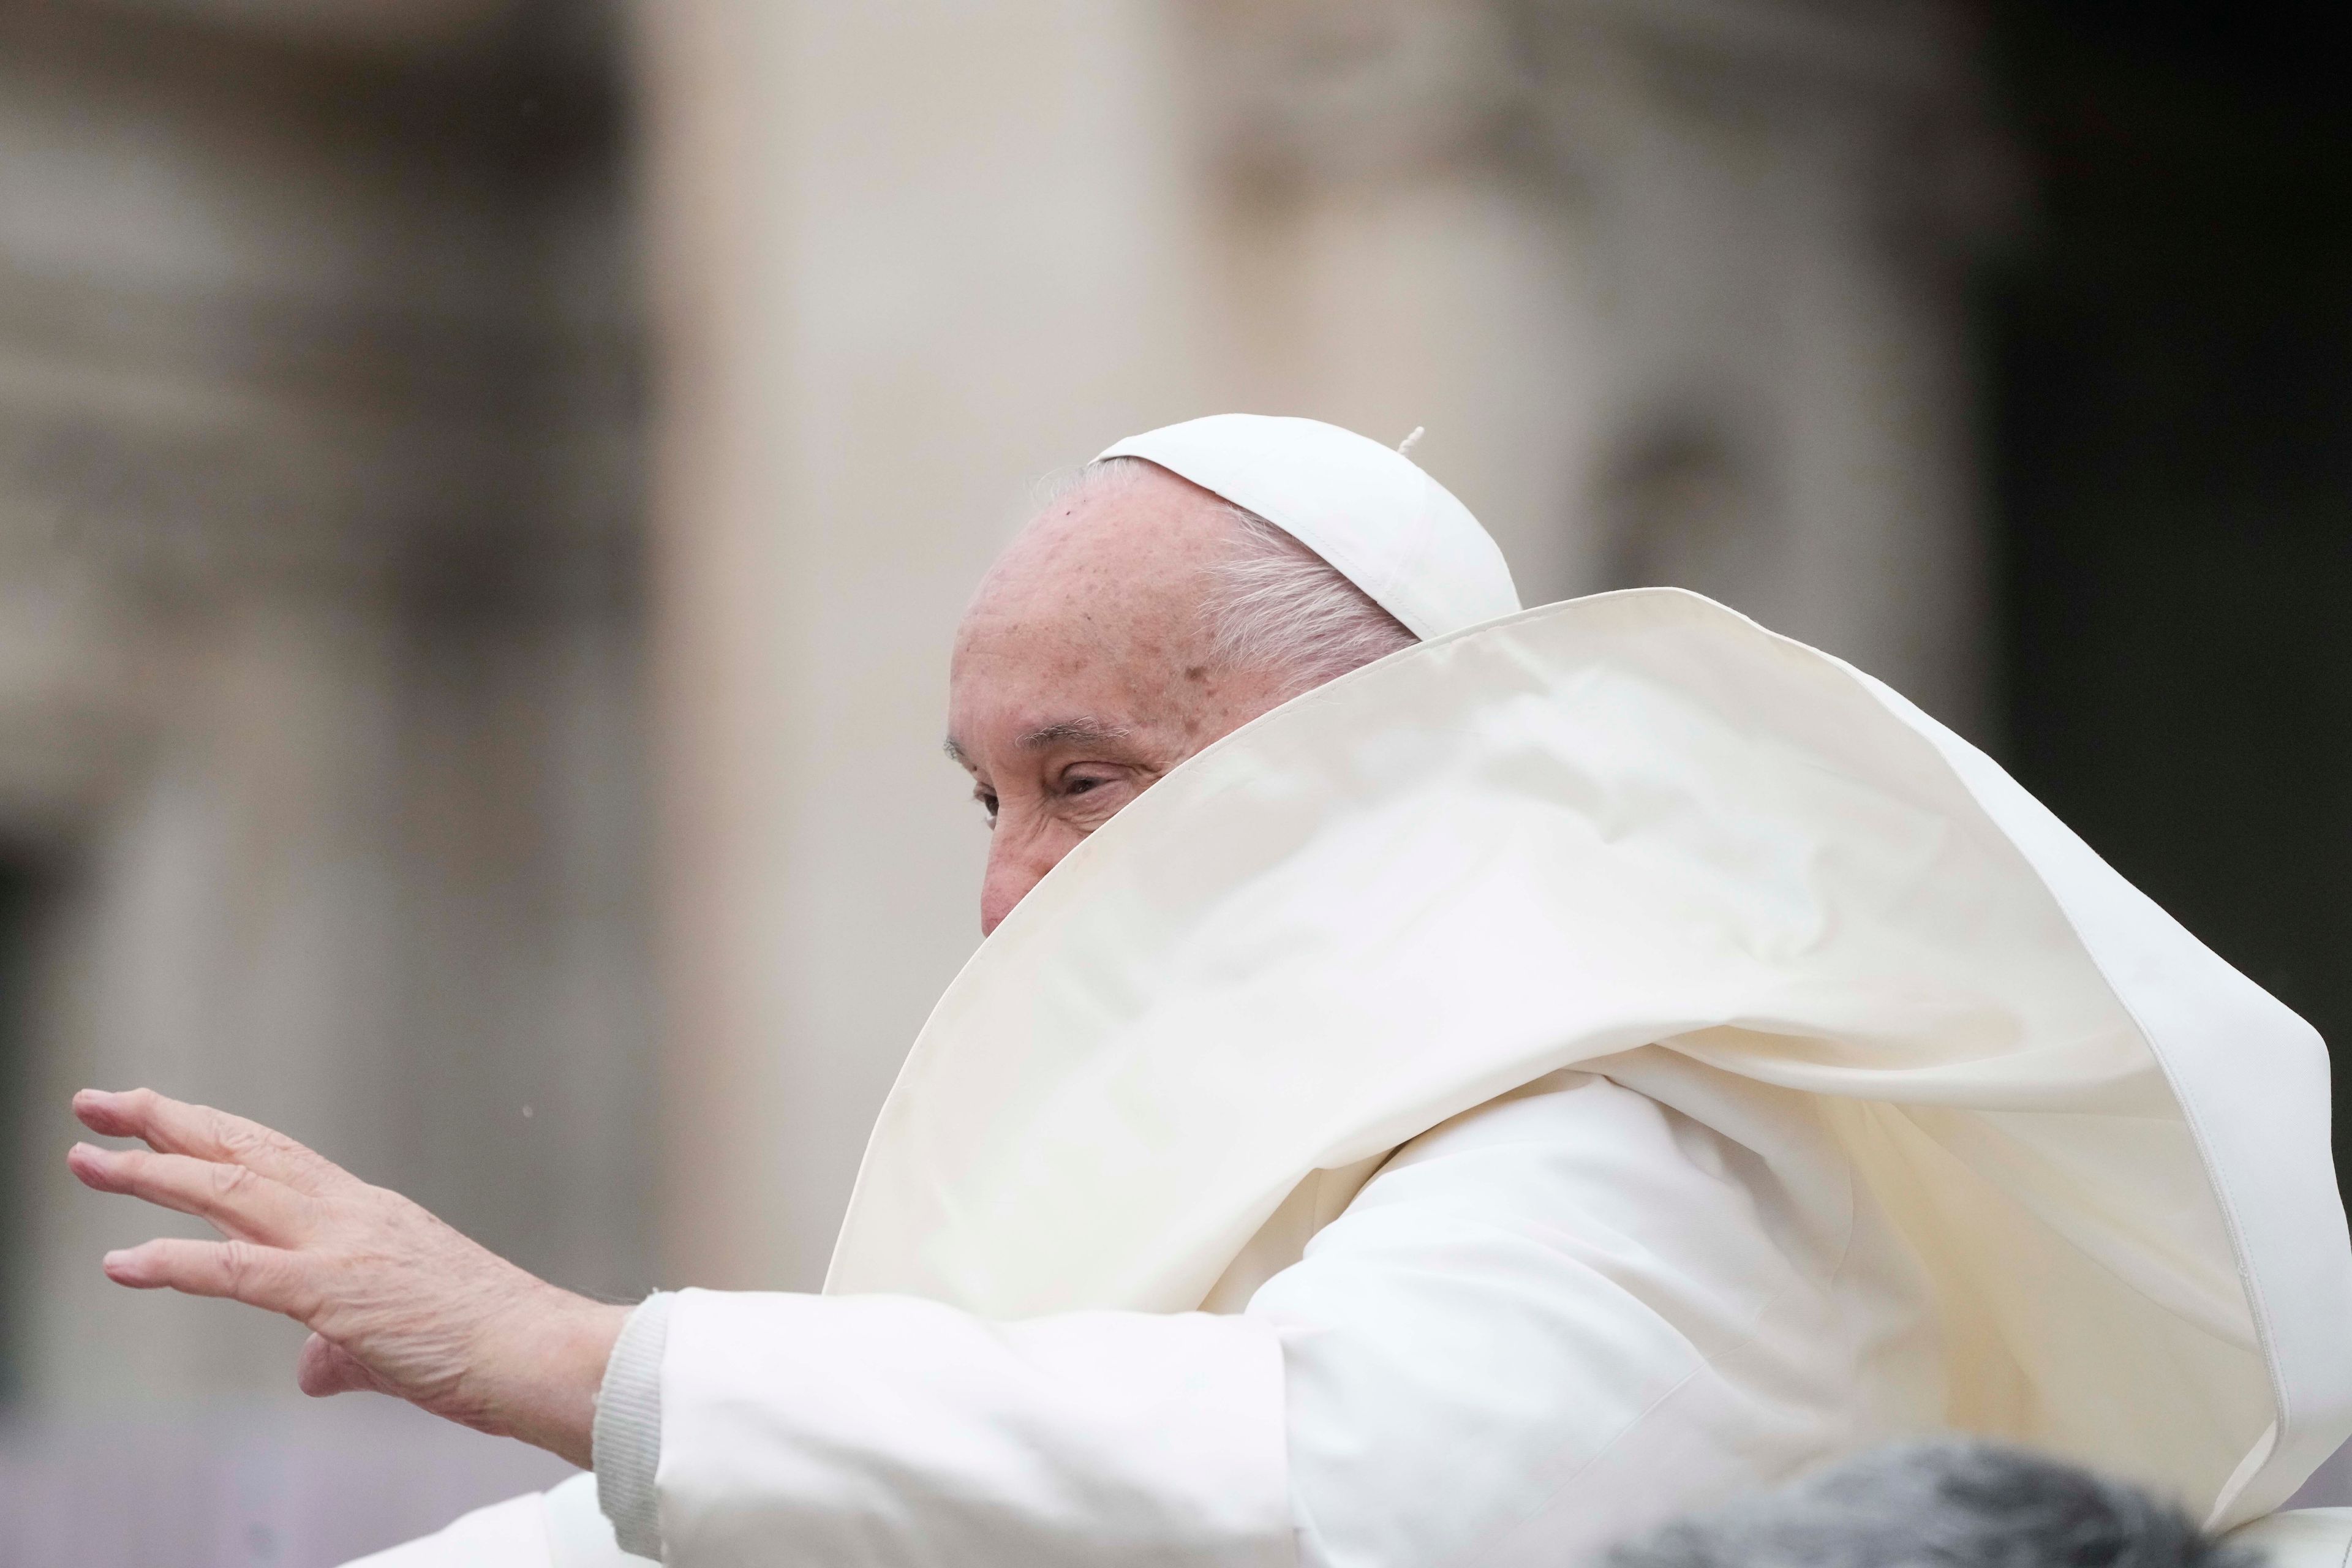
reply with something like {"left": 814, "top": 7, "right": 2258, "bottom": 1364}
{"left": 594, "top": 1291, "right": 674, "bottom": 1560}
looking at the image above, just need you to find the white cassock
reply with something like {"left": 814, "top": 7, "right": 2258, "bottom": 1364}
{"left": 353, "top": 421, "right": 2352, "bottom": 1568}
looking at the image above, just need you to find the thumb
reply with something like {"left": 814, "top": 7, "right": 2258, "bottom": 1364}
{"left": 296, "top": 1333, "right": 393, "bottom": 1399}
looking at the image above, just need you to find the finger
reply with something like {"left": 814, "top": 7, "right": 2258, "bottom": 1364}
{"left": 74, "top": 1088, "right": 347, "bottom": 1194}
{"left": 68, "top": 1143, "right": 312, "bottom": 1245}
{"left": 101, "top": 1237, "right": 314, "bottom": 1319}
{"left": 297, "top": 1333, "right": 395, "bottom": 1399}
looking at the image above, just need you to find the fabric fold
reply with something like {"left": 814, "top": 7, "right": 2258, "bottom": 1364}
{"left": 827, "top": 587, "right": 2352, "bottom": 1526}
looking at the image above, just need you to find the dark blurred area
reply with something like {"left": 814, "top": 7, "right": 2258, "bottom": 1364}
{"left": 1986, "top": 2, "right": 2352, "bottom": 1191}
{"left": 1608, "top": 1437, "right": 2253, "bottom": 1568}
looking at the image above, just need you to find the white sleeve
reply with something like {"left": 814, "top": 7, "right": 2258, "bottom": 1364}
{"left": 341, "top": 1474, "right": 652, "bottom": 1568}
{"left": 650, "top": 1290, "right": 1291, "bottom": 1566}
{"left": 593, "top": 1292, "right": 674, "bottom": 1555}
{"left": 1259, "top": 1064, "right": 1906, "bottom": 1566}
{"left": 628, "top": 1066, "right": 1885, "bottom": 1568}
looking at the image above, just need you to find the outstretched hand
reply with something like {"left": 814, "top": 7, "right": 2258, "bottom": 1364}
{"left": 67, "top": 1087, "right": 625, "bottom": 1468}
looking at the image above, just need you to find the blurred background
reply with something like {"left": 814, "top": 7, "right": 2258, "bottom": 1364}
{"left": 0, "top": 1, "right": 2339, "bottom": 1561}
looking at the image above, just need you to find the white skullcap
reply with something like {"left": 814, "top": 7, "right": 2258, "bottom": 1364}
{"left": 1096, "top": 413, "right": 1521, "bottom": 641}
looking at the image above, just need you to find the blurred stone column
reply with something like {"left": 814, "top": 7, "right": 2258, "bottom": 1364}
{"left": 0, "top": 2, "right": 656, "bottom": 1405}
{"left": 628, "top": 0, "right": 2004, "bottom": 1292}
{"left": 1531, "top": 0, "right": 2007, "bottom": 736}
{"left": 1186, "top": 0, "right": 1610, "bottom": 607}
{"left": 631, "top": 0, "right": 1214, "bottom": 1289}
{"left": 1186, "top": 0, "right": 2000, "bottom": 716}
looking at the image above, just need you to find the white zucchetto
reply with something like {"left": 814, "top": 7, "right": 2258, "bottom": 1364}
{"left": 1097, "top": 413, "right": 1523, "bottom": 641}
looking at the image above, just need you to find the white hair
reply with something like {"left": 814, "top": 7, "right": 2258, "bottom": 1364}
{"left": 1068, "top": 456, "right": 1417, "bottom": 693}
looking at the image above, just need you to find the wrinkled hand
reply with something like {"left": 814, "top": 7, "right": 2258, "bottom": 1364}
{"left": 67, "top": 1087, "right": 625, "bottom": 1468}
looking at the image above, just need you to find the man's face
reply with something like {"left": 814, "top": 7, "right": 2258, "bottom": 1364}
{"left": 948, "top": 465, "right": 1295, "bottom": 935}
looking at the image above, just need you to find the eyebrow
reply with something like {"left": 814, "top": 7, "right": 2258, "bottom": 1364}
{"left": 1017, "top": 718, "right": 1134, "bottom": 752}
{"left": 941, "top": 717, "right": 1136, "bottom": 767}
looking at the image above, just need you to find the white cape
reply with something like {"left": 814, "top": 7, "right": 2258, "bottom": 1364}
{"left": 829, "top": 586, "right": 2352, "bottom": 1529}
{"left": 358, "top": 587, "right": 2352, "bottom": 1567}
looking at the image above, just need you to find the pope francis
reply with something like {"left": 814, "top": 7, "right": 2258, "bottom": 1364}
{"left": 67, "top": 416, "right": 2352, "bottom": 1567}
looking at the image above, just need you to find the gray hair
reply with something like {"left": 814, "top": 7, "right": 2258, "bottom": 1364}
{"left": 1068, "top": 456, "right": 1416, "bottom": 694}
{"left": 1604, "top": 1439, "right": 2254, "bottom": 1568}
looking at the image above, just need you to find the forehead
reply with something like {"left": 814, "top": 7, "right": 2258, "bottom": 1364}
{"left": 957, "top": 465, "right": 1233, "bottom": 642}
{"left": 947, "top": 466, "right": 1234, "bottom": 742}
{"left": 1029, "top": 461, "right": 1226, "bottom": 566}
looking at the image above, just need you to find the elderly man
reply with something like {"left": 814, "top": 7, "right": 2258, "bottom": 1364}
{"left": 69, "top": 417, "right": 2352, "bottom": 1567}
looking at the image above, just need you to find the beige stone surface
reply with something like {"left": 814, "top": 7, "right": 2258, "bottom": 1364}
{"left": 634, "top": 0, "right": 2003, "bottom": 1292}
{"left": 0, "top": 0, "right": 2005, "bottom": 1556}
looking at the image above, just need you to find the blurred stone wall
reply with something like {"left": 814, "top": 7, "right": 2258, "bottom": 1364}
{"left": 638, "top": 0, "right": 2005, "bottom": 1297}
{"left": 0, "top": 0, "right": 2004, "bottom": 1559}
{"left": 0, "top": 0, "right": 652, "bottom": 1424}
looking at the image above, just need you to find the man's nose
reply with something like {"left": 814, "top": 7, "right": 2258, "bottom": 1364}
{"left": 979, "top": 829, "right": 1064, "bottom": 937}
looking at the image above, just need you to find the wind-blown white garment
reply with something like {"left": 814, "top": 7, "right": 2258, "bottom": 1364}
{"left": 830, "top": 587, "right": 2351, "bottom": 1516}
{"left": 351, "top": 588, "right": 2352, "bottom": 1568}
{"left": 363, "top": 1060, "right": 1929, "bottom": 1568}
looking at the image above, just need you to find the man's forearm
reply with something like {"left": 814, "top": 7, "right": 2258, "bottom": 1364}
{"left": 488, "top": 1291, "right": 631, "bottom": 1468}
{"left": 633, "top": 1289, "right": 1293, "bottom": 1567}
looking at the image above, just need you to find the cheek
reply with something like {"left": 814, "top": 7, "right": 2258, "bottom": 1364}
{"left": 991, "top": 796, "right": 1074, "bottom": 859}
{"left": 981, "top": 807, "right": 1088, "bottom": 923}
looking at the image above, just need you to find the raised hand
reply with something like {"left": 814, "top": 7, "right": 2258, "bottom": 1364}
{"left": 67, "top": 1087, "right": 625, "bottom": 1468}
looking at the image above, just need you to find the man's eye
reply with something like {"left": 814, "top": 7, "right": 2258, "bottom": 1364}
{"left": 974, "top": 790, "right": 999, "bottom": 823}
{"left": 1064, "top": 777, "right": 1101, "bottom": 797}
